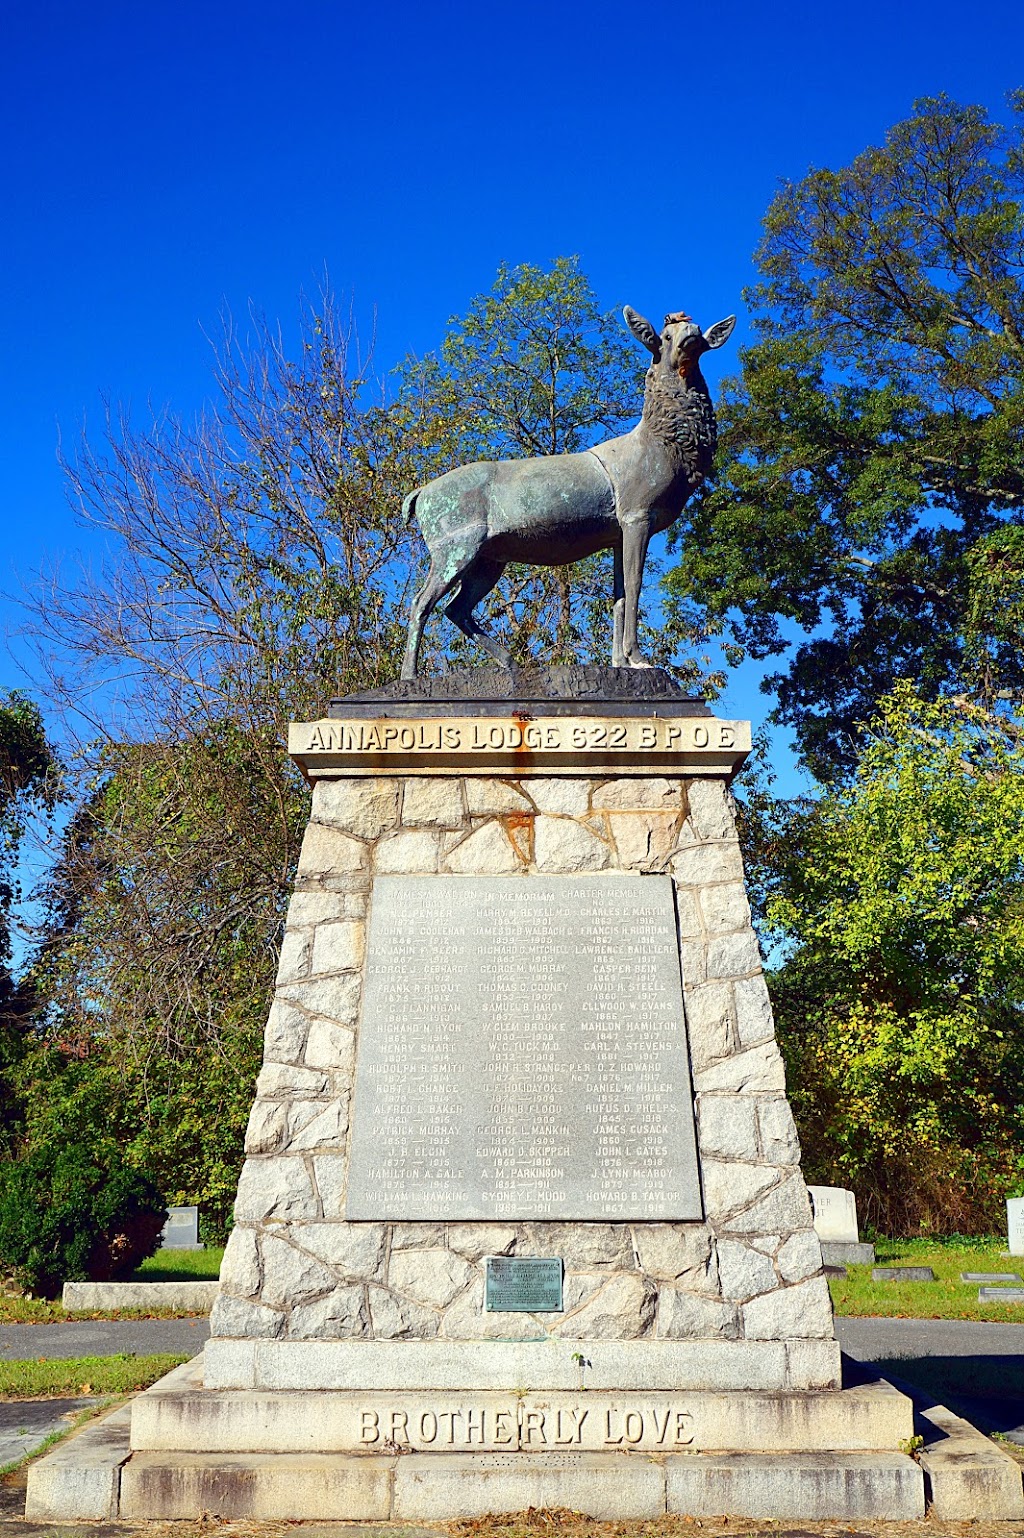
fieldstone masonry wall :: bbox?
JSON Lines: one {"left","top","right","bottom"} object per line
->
{"left": 213, "top": 772, "right": 836, "bottom": 1359}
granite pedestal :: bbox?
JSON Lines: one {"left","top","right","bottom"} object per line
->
{"left": 28, "top": 668, "right": 1023, "bottom": 1521}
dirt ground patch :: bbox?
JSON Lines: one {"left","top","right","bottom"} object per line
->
{"left": 2, "top": 1490, "right": 1024, "bottom": 1538}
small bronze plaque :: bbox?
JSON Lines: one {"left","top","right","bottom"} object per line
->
{"left": 484, "top": 1256, "right": 563, "bottom": 1313}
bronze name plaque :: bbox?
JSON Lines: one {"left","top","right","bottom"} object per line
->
{"left": 345, "top": 875, "right": 702, "bottom": 1222}
{"left": 484, "top": 1257, "right": 563, "bottom": 1312}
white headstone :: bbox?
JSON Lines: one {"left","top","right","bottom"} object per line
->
{"left": 807, "top": 1185, "right": 859, "bottom": 1245}
{"left": 1008, "top": 1197, "right": 1024, "bottom": 1257}
{"left": 159, "top": 1205, "right": 202, "bottom": 1250}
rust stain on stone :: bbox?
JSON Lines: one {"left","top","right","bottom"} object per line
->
{"left": 512, "top": 709, "right": 534, "bottom": 753}
{"left": 503, "top": 810, "right": 534, "bottom": 863}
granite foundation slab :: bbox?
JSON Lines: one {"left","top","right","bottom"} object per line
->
{"left": 819, "top": 1240, "right": 875, "bottom": 1267}
{"left": 131, "top": 1375, "right": 913, "bottom": 1455}
{"left": 916, "top": 1402, "right": 1020, "bottom": 1519}
{"left": 62, "top": 1280, "right": 219, "bottom": 1312}
{"left": 664, "top": 1449, "right": 924, "bottom": 1519}
{"left": 203, "top": 1335, "right": 842, "bottom": 1392}
{"left": 59, "top": 1445, "right": 930, "bottom": 1522}
{"left": 24, "top": 1402, "right": 132, "bottom": 1522}
{"left": 918, "top": 1400, "right": 1024, "bottom": 1518}
{"left": 873, "top": 1265, "right": 936, "bottom": 1283}
{"left": 392, "top": 1451, "right": 667, "bottom": 1521}
{"left": 34, "top": 1358, "right": 1024, "bottom": 1523}
{"left": 118, "top": 1449, "right": 394, "bottom": 1521}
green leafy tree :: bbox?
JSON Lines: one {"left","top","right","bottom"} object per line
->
{"left": 744, "top": 683, "right": 1024, "bottom": 1232}
{"left": 669, "top": 93, "right": 1024, "bottom": 779}
{"left": 26, "top": 728, "right": 287, "bottom": 1229}
{"left": 406, "top": 256, "right": 642, "bottom": 462}
{"left": 0, "top": 692, "right": 57, "bottom": 1153}
{"left": 0, "top": 1144, "right": 165, "bottom": 1298}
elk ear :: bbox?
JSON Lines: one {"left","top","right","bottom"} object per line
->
{"left": 703, "top": 315, "right": 737, "bottom": 350}
{"left": 623, "top": 306, "right": 660, "bottom": 356}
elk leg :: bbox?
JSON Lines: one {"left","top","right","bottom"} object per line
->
{"left": 621, "top": 519, "right": 654, "bottom": 668}
{"left": 444, "top": 557, "right": 510, "bottom": 667}
{"left": 401, "top": 556, "right": 464, "bottom": 679}
{"left": 612, "top": 541, "right": 626, "bottom": 667}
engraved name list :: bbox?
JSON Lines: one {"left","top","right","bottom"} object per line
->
{"left": 345, "top": 875, "right": 702, "bottom": 1222}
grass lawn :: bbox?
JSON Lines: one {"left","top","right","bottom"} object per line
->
{"left": 830, "top": 1234, "right": 1024, "bottom": 1321}
{"left": 0, "top": 1294, "right": 212, "bottom": 1324}
{"left": 0, "top": 1246, "right": 223, "bottom": 1323}
{"left": 132, "top": 1245, "right": 224, "bottom": 1281}
{"left": 0, "top": 1353, "right": 186, "bottom": 1399}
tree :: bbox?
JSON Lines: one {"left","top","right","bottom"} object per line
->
{"left": 0, "top": 692, "right": 57, "bottom": 1153}
{"left": 742, "top": 683, "right": 1024, "bottom": 1233}
{"left": 25, "top": 730, "right": 286, "bottom": 1226}
{"left": 668, "top": 93, "right": 1024, "bottom": 779}
{"left": 18, "top": 292, "right": 415, "bottom": 1228}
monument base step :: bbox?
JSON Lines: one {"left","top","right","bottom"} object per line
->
{"left": 820, "top": 1240, "right": 876, "bottom": 1266}
{"left": 204, "top": 1334, "right": 843, "bottom": 1392}
{"left": 26, "top": 1358, "right": 1024, "bottom": 1523}
{"left": 130, "top": 1356, "right": 915, "bottom": 1455}
{"left": 116, "top": 1447, "right": 924, "bottom": 1521}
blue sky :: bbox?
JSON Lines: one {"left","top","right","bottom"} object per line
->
{"left": 2, "top": 0, "right": 1022, "bottom": 779}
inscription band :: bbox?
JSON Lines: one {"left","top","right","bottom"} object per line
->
{"left": 289, "top": 713, "right": 750, "bottom": 780}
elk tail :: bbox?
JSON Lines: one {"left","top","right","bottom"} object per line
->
{"left": 402, "top": 487, "right": 422, "bottom": 527}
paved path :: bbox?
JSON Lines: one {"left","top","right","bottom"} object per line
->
{"left": 0, "top": 1316, "right": 209, "bottom": 1361}
{"left": 0, "top": 1397, "right": 92, "bottom": 1470}
{"left": 835, "top": 1317, "right": 1024, "bottom": 1444}
{"left": 835, "top": 1315, "right": 1024, "bottom": 1359}
{"left": 2, "top": 1314, "right": 1022, "bottom": 1365}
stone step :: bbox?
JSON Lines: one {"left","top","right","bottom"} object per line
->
{"left": 27, "top": 1359, "right": 1021, "bottom": 1524}
{"left": 919, "top": 1400, "right": 1024, "bottom": 1520}
{"left": 62, "top": 1280, "right": 218, "bottom": 1312}
{"left": 119, "top": 1449, "right": 394, "bottom": 1521}
{"left": 25, "top": 1403, "right": 132, "bottom": 1522}
{"left": 663, "top": 1450, "right": 924, "bottom": 1521}
{"left": 204, "top": 1334, "right": 842, "bottom": 1392}
{"left": 131, "top": 1365, "right": 913, "bottom": 1455}
{"left": 115, "top": 1447, "right": 925, "bottom": 1521}
{"left": 819, "top": 1240, "right": 875, "bottom": 1266}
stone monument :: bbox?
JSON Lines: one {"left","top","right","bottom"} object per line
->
{"left": 35, "top": 664, "right": 996, "bottom": 1523}
{"left": 158, "top": 1206, "right": 203, "bottom": 1252}
{"left": 1009, "top": 1196, "right": 1024, "bottom": 1257}
{"left": 27, "top": 303, "right": 1023, "bottom": 1520}
{"left": 807, "top": 1186, "right": 874, "bottom": 1268}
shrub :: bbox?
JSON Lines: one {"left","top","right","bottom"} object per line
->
{"left": 0, "top": 1144, "right": 166, "bottom": 1298}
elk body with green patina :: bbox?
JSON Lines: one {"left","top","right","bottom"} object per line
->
{"left": 400, "top": 305, "right": 735, "bottom": 679}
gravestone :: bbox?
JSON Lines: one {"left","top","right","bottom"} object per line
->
{"left": 1009, "top": 1198, "right": 1024, "bottom": 1257}
{"left": 34, "top": 667, "right": 977, "bottom": 1521}
{"left": 807, "top": 1186, "right": 874, "bottom": 1268}
{"left": 158, "top": 1206, "right": 203, "bottom": 1251}
{"left": 872, "top": 1267, "right": 935, "bottom": 1283}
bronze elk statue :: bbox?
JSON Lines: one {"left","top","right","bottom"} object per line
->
{"left": 400, "top": 305, "right": 736, "bottom": 679}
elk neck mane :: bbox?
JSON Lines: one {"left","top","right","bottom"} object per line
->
{"left": 641, "top": 364, "right": 717, "bottom": 483}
